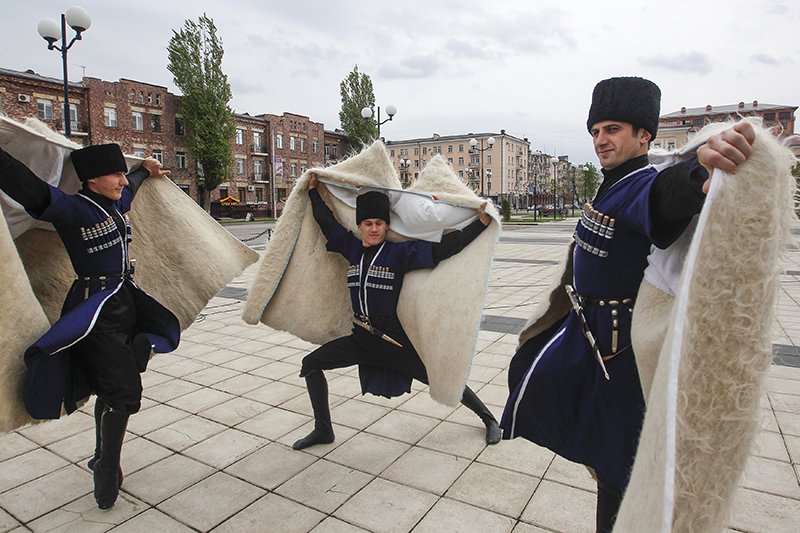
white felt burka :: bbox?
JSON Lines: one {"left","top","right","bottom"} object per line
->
{"left": 614, "top": 120, "right": 798, "bottom": 532}
{"left": 242, "top": 141, "right": 500, "bottom": 406}
{"left": 0, "top": 116, "right": 259, "bottom": 432}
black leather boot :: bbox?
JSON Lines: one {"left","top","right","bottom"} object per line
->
{"left": 596, "top": 477, "right": 623, "bottom": 533}
{"left": 87, "top": 398, "right": 123, "bottom": 488}
{"left": 461, "top": 386, "right": 502, "bottom": 445}
{"left": 94, "top": 407, "right": 129, "bottom": 510}
{"left": 292, "top": 371, "right": 335, "bottom": 450}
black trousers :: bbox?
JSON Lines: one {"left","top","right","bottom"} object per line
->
{"left": 70, "top": 285, "right": 142, "bottom": 414}
{"left": 301, "top": 327, "right": 429, "bottom": 384}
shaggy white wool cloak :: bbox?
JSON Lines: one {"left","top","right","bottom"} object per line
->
{"left": 0, "top": 116, "right": 259, "bottom": 432}
{"left": 242, "top": 141, "right": 500, "bottom": 406}
{"left": 614, "top": 121, "right": 797, "bottom": 532}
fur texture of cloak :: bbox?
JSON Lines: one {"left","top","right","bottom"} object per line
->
{"left": 242, "top": 141, "right": 500, "bottom": 406}
{"left": 514, "top": 119, "right": 797, "bottom": 532}
{"left": 0, "top": 116, "right": 259, "bottom": 432}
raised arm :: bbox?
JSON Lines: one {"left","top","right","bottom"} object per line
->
{"left": 307, "top": 175, "right": 338, "bottom": 238}
{"left": 0, "top": 147, "right": 51, "bottom": 214}
{"left": 127, "top": 157, "right": 171, "bottom": 199}
{"left": 432, "top": 201, "right": 492, "bottom": 265}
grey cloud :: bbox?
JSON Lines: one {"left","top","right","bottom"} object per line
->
{"left": 639, "top": 52, "right": 712, "bottom": 75}
{"left": 444, "top": 39, "right": 496, "bottom": 60}
{"left": 378, "top": 55, "right": 443, "bottom": 79}
{"left": 750, "top": 53, "right": 780, "bottom": 66}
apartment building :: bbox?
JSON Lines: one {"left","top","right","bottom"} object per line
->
{"left": 384, "top": 130, "right": 529, "bottom": 202}
{"left": 657, "top": 100, "right": 797, "bottom": 150}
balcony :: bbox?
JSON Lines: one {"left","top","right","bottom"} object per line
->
{"left": 251, "top": 145, "right": 268, "bottom": 155}
{"left": 252, "top": 174, "right": 269, "bottom": 184}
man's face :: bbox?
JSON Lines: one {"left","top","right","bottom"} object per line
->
{"left": 358, "top": 218, "right": 388, "bottom": 247}
{"left": 86, "top": 172, "right": 128, "bottom": 200}
{"left": 590, "top": 120, "right": 651, "bottom": 170}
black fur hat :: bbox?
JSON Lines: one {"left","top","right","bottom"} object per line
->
{"left": 356, "top": 191, "right": 390, "bottom": 225}
{"left": 586, "top": 77, "right": 661, "bottom": 141}
{"left": 70, "top": 143, "right": 128, "bottom": 182}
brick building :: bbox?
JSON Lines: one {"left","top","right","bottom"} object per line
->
{"left": 0, "top": 67, "right": 355, "bottom": 217}
{"left": 657, "top": 100, "right": 798, "bottom": 151}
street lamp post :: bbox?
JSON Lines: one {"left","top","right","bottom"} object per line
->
{"left": 399, "top": 158, "right": 411, "bottom": 187}
{"left": 551, "top": 156, "right": 559, "bottom": 221}
{"left": 37, "top": 6, "right": 92, "bottom": 138}
{"left": 571, "top": 163, "right": 578, "bottom": 217}
{"left": 579, "top": 165, "right": 587, "bottom": 207}
{"left": 469, "top": 136, "right": 495, "bottom": 198}
{"left": 361, "top": 104, "right": 397, "bottom": 138}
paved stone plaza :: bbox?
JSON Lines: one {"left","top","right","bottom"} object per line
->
{"left": 1, "top": 220, "right": 799, "bottom": 532}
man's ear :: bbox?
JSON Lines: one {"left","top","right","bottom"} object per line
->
{"left": 639, "top": 129, "right": 652, "bottom": 145}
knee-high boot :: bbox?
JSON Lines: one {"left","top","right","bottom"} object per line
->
{"left": 461, "top": 386, "right": 502, "bottom": 444}
{"left": 292, "top": 371, "right": 335, "bottom": 450}
{"left": 88, "top": 398, "right": 123, "bottom": 488}
{"left": 595, "top": 477, "right": 623, "bottom": 533}
{"left": 94, "top": 407, "right": 129, "bottom": 510}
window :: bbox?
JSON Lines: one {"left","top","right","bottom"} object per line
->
{"left": 300, "top": 164, "right": 307, "bottom": 174}
{"left": 390, "top": 149, "right": 395, "bottom": 157}
{"left": 324, "top": 144, "right": 330, "bottom": 158}
{"left": 219, "top": 187, "right": 228, "bottom": 198}
{"left": 458, "top": 157, "right": 464, "bottom": 165}
{"left": 276, "top": 133, "right": 283, "bottom": 149}
{"left": 487, "top": 155, "right": 492, "bottom": 164}
{"left": 290, "top": 136, "right": 296, "bottom": 151}
{"left": 235, "top": 129, "right": 244, "bottom": 145}
{"left": 255, "top": 188, "right": 263, "bottom": 202}
{"left": 152, "top": 149, "right": 163, "bottom": 163}
{"left": 331, "top": 145, "right": 338, "bottom": 157}
{"left": 763, "top": 112, "right": 776, "bottom": 121}
{"left": 290, "top": 163, "right": 297, "bottom": 176}
{"left": 779, "top": 111, "right": 792, "bottom": 120}
{"left": 459, "top": 144, "right": 464, "bottom": 152}
{"left": 300, "top": 138, "right": 306, "bottom": 152}
{"left": 176, "top": 152, "right": 187, "bottom": 169}
{"left": 236, "top": 159, "right": 245, "bottom": 174}
{"left": 132, "top": 147, "right": 146, "bottom": 158}
{"left": 448, "top": 158, "right": 453, "bottom": 164}
{"left": 155, "top": 94, "right": 161, "bottom": 106}
{"left": 151, "top": 114, "right": 161, "bottom": 133}
{"left": 132, "top": 111, "right": 143, "bottom": 131}
{"left": 69, "top": 104, "right": 78, "bottom": 132}
{"left": 174, "top": 117, "right": 185, "bottom": 136}
{"left": 312, "top": 139, "right": 319, "bottom": 153}
{"left": 104, "top": 107, "right": 117, "bottom": 127}
{"left": 147, "top": 92, "right": 153, "bottom": 105}
{"left": 178, "top": 184, "right": 190, "bottom": 196}
{"left": 448, "top": 145, "right": 453, "bottom": 153}
{"left": 667, "top": 141, "right": 676, "bottom": 151}
{"left": 129, "top": 89, "right": 135, "bottom": 103}
{"left": 37, "top": 99, "right": 53, "bottom": 120}
{"left": 422, "top": 147, "right": 428, "bottom": 155}
{"left": 254, "top": 159, "right": 262, "bottom": 178}
{"left": 414, "top": 147, "right": 419, "bottom": 155}
{"left": 139, "top": 91, "right": 145, "bottom": 104}
{"left": 253, "top": 132, "right": 262, "bottom": 150}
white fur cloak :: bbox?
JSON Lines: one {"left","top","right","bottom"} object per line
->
{"left": 0, "top": 116, "right": 259, "bottom": 432}
{"left": 242, "top": 141, "right": 500, "bottom": 406}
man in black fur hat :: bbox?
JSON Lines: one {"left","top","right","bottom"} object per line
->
{"left": 499, "top": 77, "right": 756, "bottom": 532}
{"left": 0, "top": 143, "right": 179, "bottom": 510}
{"left": 292, "top": 175, "right": 502, "bottom": 451}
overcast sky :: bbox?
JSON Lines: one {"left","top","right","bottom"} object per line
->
{"left": 3, "top": 0, "right": 798, "bottom": 165}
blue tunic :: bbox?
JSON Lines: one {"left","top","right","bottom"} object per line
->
{"left": 500, "top": 164, "right": 660, "bottom": 492}
{"left": 23, "top": 185, "right": 180, "bottom": 419}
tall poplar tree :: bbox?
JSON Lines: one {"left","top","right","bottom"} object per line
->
{"left": 339, "top": 65, "right": 377, "bottom": 150}
{"left": 167, "top": 14, "right": 236, "bottom": 209}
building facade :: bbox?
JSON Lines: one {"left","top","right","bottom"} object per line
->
{"left": 385, "top": 130, "right": 530, "bottom": 204}
{"left": 658, "top": 101, "right": 798, "bottom": 150}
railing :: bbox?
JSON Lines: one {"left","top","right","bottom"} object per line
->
{"left": 251, "top": 145, "right": 268, "bottom": 154}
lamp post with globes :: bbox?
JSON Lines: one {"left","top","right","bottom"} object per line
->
{"left": 399, "top": 158, "right": 411, "bottom": 187}
{"left": 37, "top": 6, "right": 91, "bottom": 138}
{"left": 361, "top": 105, "right": 397, "bottom": 138}
{"left": 550, "top": 156, "right": 559, "bottom": 221}
{"left": 469, "top": 136, "right": 495, "bottom": 198}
